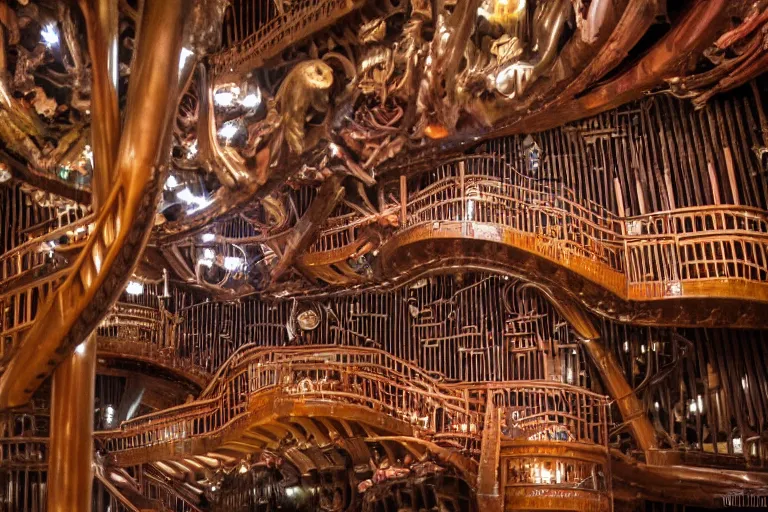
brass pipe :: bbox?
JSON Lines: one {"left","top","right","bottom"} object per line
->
{"left": 496, "top": 0, "right": 729, "bottom": 135}
{"left": 78, "top": 0, "right": 121, "bottom": 210}
{"left": 47, "top": 334, "right": 96, "bottom": 512}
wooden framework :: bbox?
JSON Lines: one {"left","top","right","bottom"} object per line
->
{"left": 1, "top": 0, "right": 768, "bottom": 510}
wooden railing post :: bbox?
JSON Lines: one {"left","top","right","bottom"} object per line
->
{"left": 400, "top": 175, "right": 407, "bottom": 226}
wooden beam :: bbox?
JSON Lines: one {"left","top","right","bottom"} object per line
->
{"left": 477, "top": 392, "right": 503, "bottom": 512}
{"left": 270, "top": 175, "right": 345, "bottom": 282}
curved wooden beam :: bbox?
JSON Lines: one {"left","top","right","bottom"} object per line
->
{"left": 377, "top": 223, "right": 768, "bottom": 328}
{"left": 510, "top": 283, "right": 659, "bottom": 456}
{"left": 0, "top": 0, "right": 186, "bottom": 409}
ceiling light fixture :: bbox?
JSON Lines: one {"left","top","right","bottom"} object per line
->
{"left": 214, "top": 91, "right": 235, "bottom": 107}
{"left": 223, "top": 256, "right": 244, "bottom": 271}
{"left": 177, "top": 187, "right": 212, "bottom": 212}
{"left": 241, "top": 89, "right": 262, "bottom": 108}
{"left": 218, "top": 123, "right": 239, "bottom": 142}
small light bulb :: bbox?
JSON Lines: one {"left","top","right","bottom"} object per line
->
{"left": 105, "top": 405, "right": 115, "bottom": 425}
{"left": 223, "top": 256, "right": 244, "bottom": 271}
{"left": 126, "top": 281, "right": 144, "bottom": 295}
{"left": 83, "top": 145, "right": 93, "bottom": 166}
{"left": 214, "top": 91, "right": 235, "bottom": 107}
{"left": 186, "top": 141, "right": 198, "bottom": 158}
{"left": 203, "top": 248, "right": 215, "bottom": 260}
{"left": 41, "top": 24, "right": 59, "bottom": 47}
{"left": 201, "top": 233, "right": 216, "bottom": 242}
{"left": 165, "top": 175, "right": 179, "bottom": 189}
{"left": 241, "top": 90, "right": 261, "bottom": 108}
{"left": 0, "top": 164, "right": 11, "bottom": 183}
{"left": 75, "top": 342, "right": 87, "bottom": 355}
{"left": 218, "top": 123, "right": 239, "bottom": 141}
{"left": 176, "top": 187, "right": 194, "bottom": 203}
{"left": 176, "top": 188, "right": 212, "bottom": 212}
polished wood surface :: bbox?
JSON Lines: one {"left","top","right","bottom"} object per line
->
{"left": 48, "top": 334, "right": 96, "bottom": 512}
{"left": 0, "top": 0, "right": 186, "bottom": 409}
{"left": 1, "top": 1, "right": 768, "bottom": 510}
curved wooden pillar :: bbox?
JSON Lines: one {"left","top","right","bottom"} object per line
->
{"left": 78, "top": 0, "right": 120, "bottom": 211}
{"left": 48, "top": 334, "right": 97, "bottom": 512}
{"left": 0, "top": 0, "right": 185, "bottom": 409}
{"left": 522, "top": 283, "right": 659, "bottom": 455}
{"left": 48, "top": 1, "right": 120, "bottom": 509}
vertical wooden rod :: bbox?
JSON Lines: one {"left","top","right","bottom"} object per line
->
{"left": 723, "top": 147, "right": 740, "bottom": 205}
{"left": 400, "top": 175, "right": 407, "bottom": 225}
{"left": 707, "top": 162, "right": 722, "bottom": 205}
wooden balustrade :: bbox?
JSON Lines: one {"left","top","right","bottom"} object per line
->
{"left": 383, "top": 166, "right": 768, "bottom": 304}
{"left": 141, "top": 468, "right": 202, "bottom": 511}
{"left": 0, "top": 215, "right": 92, "bottom": 285}
{"left": 211, "top": 0, "right": 363, "bottom": 80}
{"left": 0, "top": 437, "right": 48, "bottom": 468}
{"left": 95, "top": 346, "right": 608, "bottom": 465}
{"left": 1, "top": 273, "right": 65, "bottom": 365}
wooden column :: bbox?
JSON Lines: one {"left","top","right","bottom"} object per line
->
{"left": 523, "top": 283, "right": 659, "bottom": 456}
{"left": 48, "top": 334, "right": 97, "bottom": 512}
{"left": 48, "top": 1, "right": 119, "bottom": 509}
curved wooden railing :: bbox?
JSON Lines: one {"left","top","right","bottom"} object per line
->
{"left": 211, "top": 0, "right": 364, "bottom": 80}
{"left": 96, "top": 346, "right": 608, "bottom": 463}
{"left": 96, "top": 303, "right": 212, "bottom": 387}
{"left": 0, "top": 214, "right": 93, "bottom": 286}
{"left": 0, "top": 215, "right": 92, "bottom": 364}
{"left": 0, "top": 0, "right": 186, "bottom": 409}
{"left": 0, "top": 436, "right": 48, "bottom": 469}
{"left": 1, "top": 294, "right": 211, "bottom": 387}
{"left": 382, "top": 171, "right": 768, "bottom": 304}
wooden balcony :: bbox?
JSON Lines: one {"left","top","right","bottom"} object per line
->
{"left": 372, "top": 169, "right": 768, "bottom": 327}
{"left": 94, "top": 346, "right": 607, "bottom": 474}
